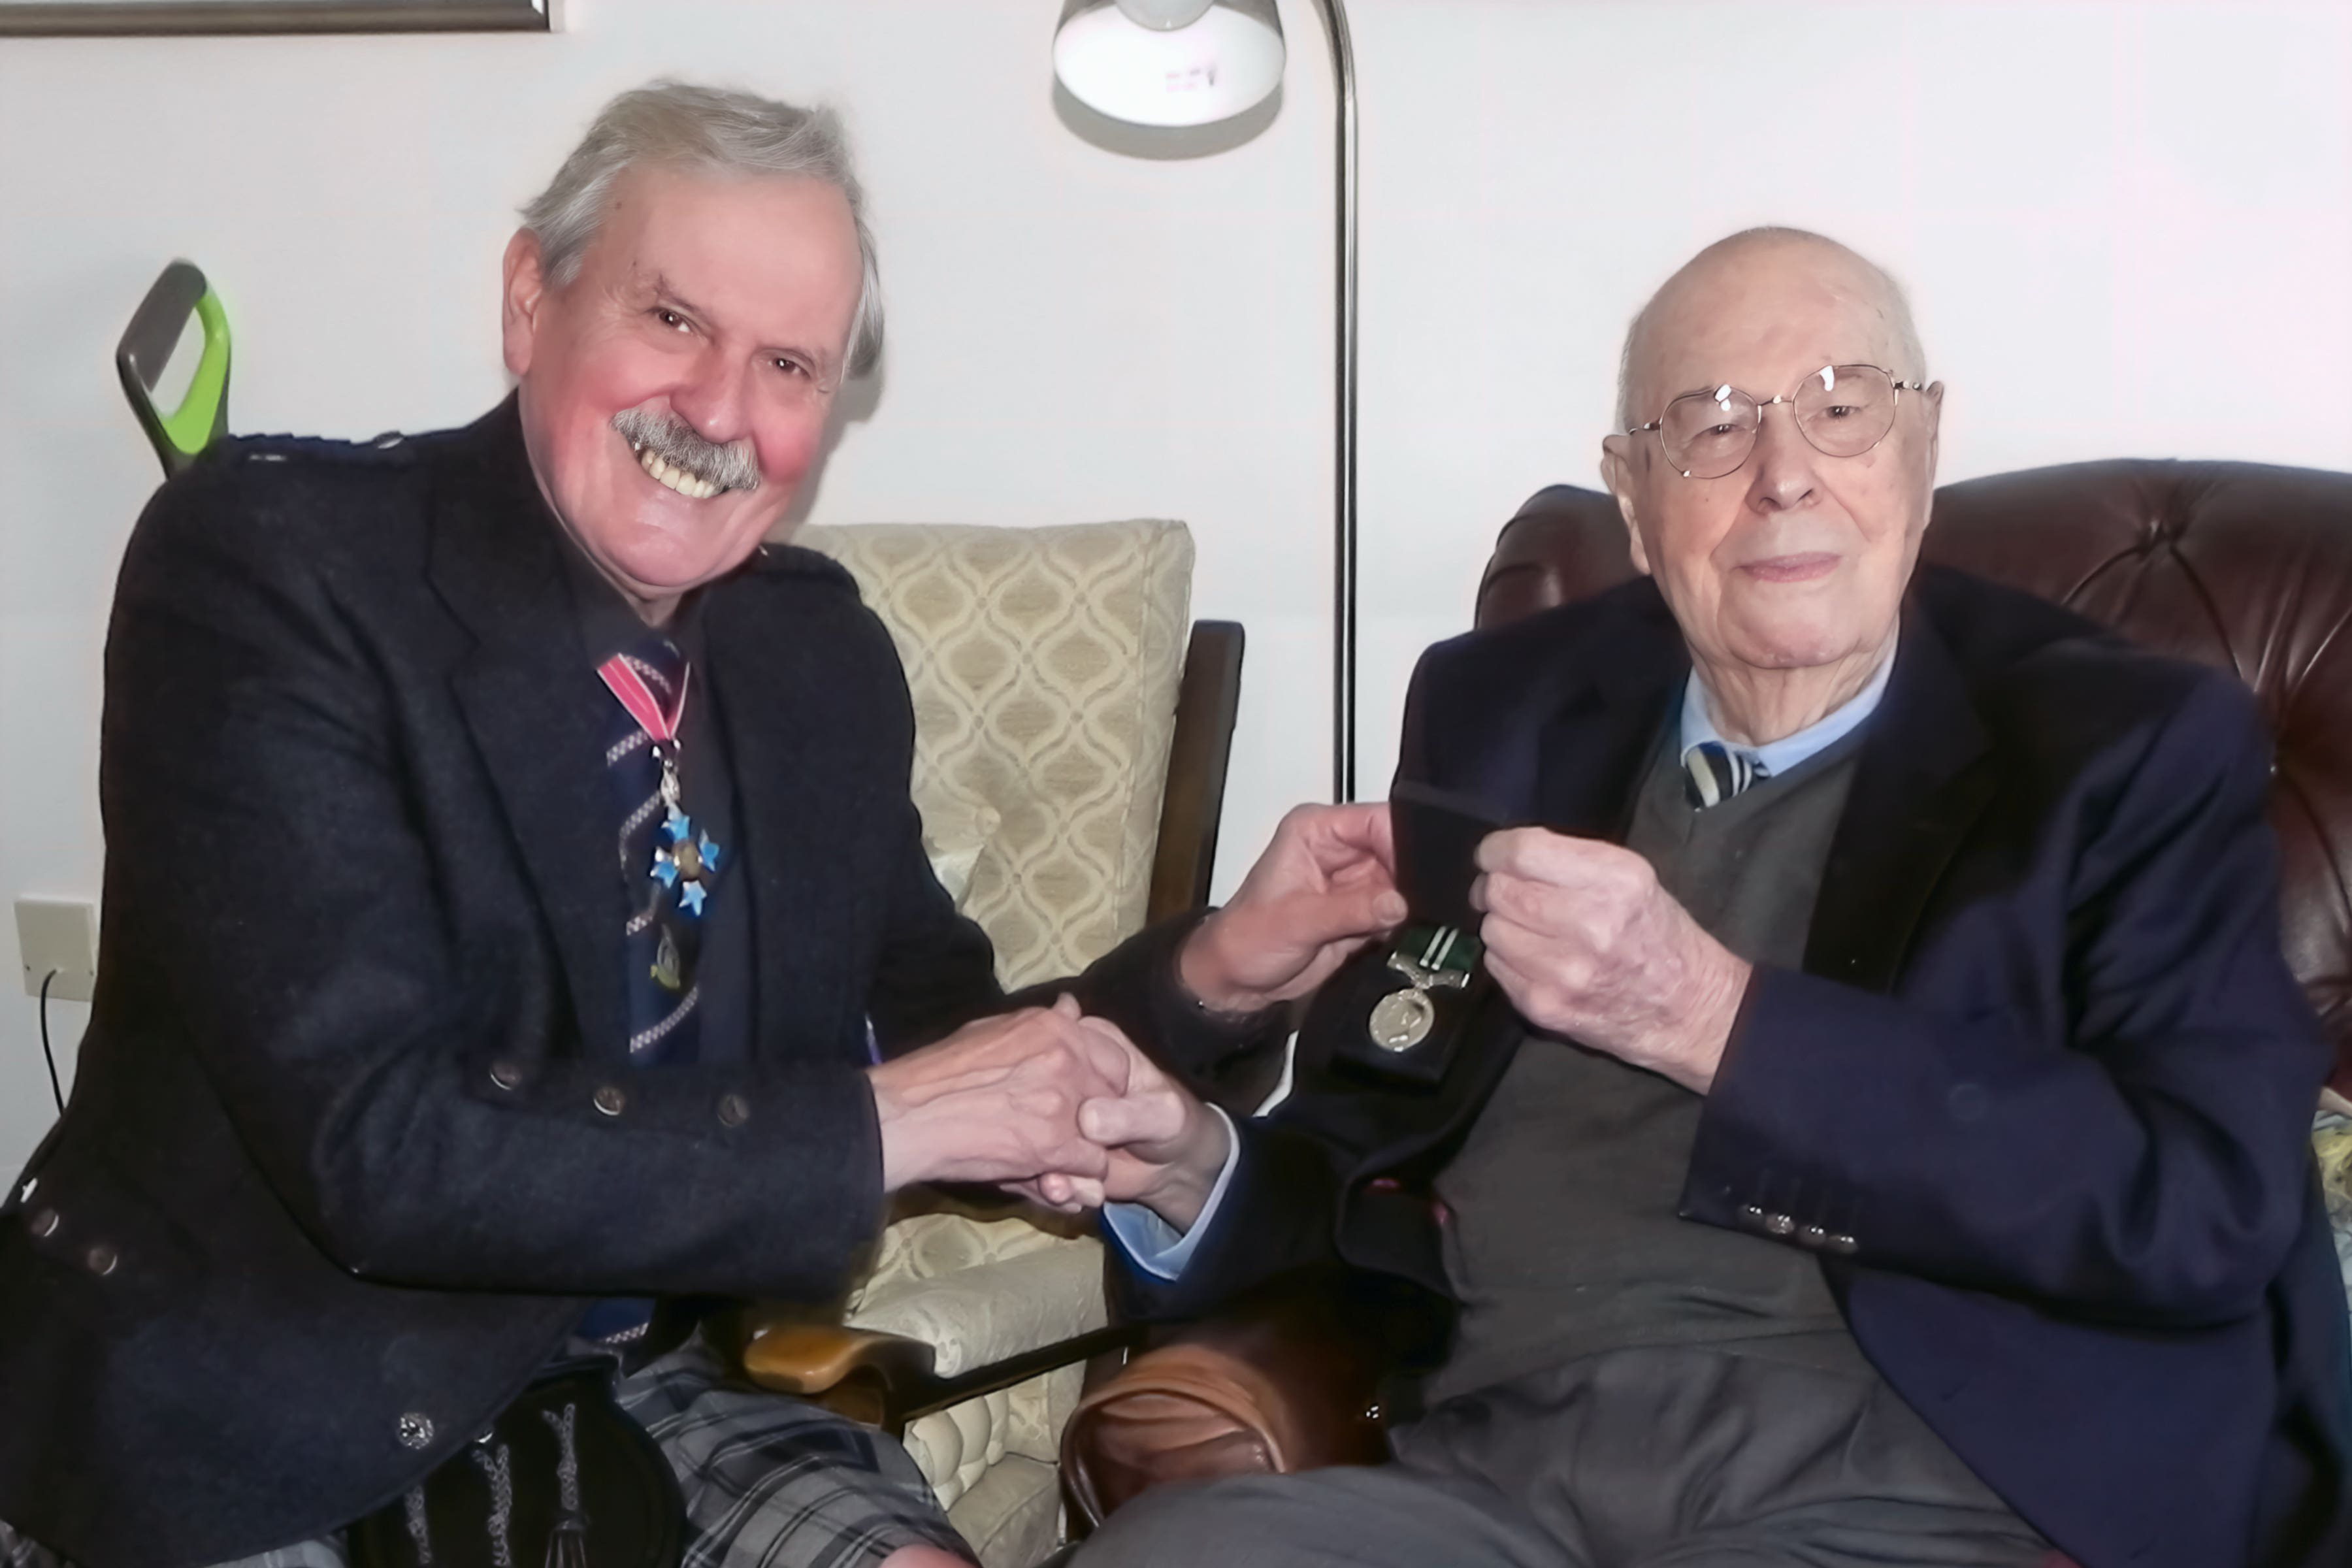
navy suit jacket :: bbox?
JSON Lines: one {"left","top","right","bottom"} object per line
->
{"left": 0, "top": 402, "right": 1235, "bottom": 1568}
{"left": 1124, "top": 568, "right": 2352, "bottom": 1568}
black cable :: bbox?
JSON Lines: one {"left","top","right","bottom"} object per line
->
{"left": 37, "top": 969, "right": 64, "bottom": 1117}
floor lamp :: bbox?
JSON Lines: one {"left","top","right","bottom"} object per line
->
{"left": 1053, "top": 0, "right": 1362, "bottom": 804}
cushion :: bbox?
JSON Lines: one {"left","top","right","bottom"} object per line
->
{"left": 845, "top": 1215, "right": 1109, "bottom": 1380}
{"left": 923, "top": 803, "right": 1000, "bottom": 906}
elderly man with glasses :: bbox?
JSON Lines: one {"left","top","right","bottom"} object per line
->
{"left": 1066, "top": 227, "right": 2352, "bottom": 1568}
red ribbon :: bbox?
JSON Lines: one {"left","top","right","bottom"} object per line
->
{"left": 596, "top": 654, "right": 690, "bottom": 745}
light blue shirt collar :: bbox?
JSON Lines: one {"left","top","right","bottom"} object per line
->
{"left": 1679, "top": 649, "right": 1895, "bottom": 778}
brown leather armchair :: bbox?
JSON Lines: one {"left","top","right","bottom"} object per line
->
{"left": 1062, "top": 459, "right": 2352, "bottom": 1533}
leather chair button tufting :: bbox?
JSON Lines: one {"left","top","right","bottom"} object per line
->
{"left": 717, "top": 1092, "right": 750, "bottom": 1128}
{"left": 593, "top": 1085, "right": 628, "bottom": 1117}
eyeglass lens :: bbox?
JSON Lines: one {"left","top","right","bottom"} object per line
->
{"left": 1658, "top": 365, "right": 1901, "bottom": 479}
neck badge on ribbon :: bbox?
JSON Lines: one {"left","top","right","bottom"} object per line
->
{"left": 597, "top": 653, "right": 724, "bottom": 917}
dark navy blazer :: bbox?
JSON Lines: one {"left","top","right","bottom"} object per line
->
{"left": 1126, "top": 569, "right": 2352, "bottom": 1568}
{"left": 0, "top": 402, "right": 1232, "bottom": 1568}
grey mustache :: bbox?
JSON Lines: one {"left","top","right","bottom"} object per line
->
{"left": 611, "top": 407, "right": 762, "bottom": 494}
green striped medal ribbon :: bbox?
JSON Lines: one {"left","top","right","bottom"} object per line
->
{"left": 1368, "top": 923, "right": 1482, "bottom": 1053}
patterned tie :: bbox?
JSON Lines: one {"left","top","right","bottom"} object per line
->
{"left": 602, "top": 635, "right": 702, "bottom": 1066}
{"left": 1682, "top": 740, "right": 1770, "bottom": 809}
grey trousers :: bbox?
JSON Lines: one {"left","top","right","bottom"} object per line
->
{"left": 1078, "top": 1345, "right": 2052, "bottom": 1568}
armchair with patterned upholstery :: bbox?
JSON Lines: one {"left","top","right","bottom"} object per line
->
{"left": 728, "top": 519, "right": 1242, "bottom": 1567}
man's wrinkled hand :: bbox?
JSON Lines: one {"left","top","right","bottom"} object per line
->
{"left": 866, "top": 995, "right": 1134, "bottom": 1192}
{"left": 1472, "top": 827, "right": 1750, "bottom": 1092}
{"left": 1007, "top": 1024, "right": 1231, "bottom": 1230}
{"left": 1179, "top": 802, "right": 1408, "bottom": 1014}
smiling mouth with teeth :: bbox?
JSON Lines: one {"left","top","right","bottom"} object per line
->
{"left": 629, "top": 440, "right": 728, "bottom": 501}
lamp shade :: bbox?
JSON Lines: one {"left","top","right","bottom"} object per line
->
{"left": 1052, "top": 0, "right": 1286, "bottom": 128}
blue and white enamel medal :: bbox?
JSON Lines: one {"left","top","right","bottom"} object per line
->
{"left": 597, "top": 654, "right": 723, "bottom": 919}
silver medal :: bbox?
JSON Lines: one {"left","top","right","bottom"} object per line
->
{"left": 1368, "top": 987, "right": 1437, "bottom": 1053}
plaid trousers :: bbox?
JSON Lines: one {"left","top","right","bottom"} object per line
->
{"left": 0, "top": 1334, "right": 972, "bottom": 1568}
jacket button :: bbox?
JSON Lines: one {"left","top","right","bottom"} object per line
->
{"left": 1740, "top": 1204, "right": 1766, "bottom": 1224}
{"left": 397, "top": 1413, "right": 435, "bottom": 1450}
{"left": 1826, "top": 1233, "right": 1859, "bottom": 1254}
{"left": 1799, "top": 1225, "right": 1829, "bottom": 1248}
{"left": 717, "top": 1092, "right": 750, "bottom": 1128}
{"left": 593, "top": 1085, "right": 628, "bottom": 1117}
{"left": 488, "top": 1060, "right": 525, "bottom": 1092}
{"left": 84, "top": 1243, "right": 118, "bottom": 1277}
{"left": 1764, "top": 1213, "right": 1796, "bottom": 1237}
{"left": 26, "top": 1207, "right": 57, "bottom": 1238}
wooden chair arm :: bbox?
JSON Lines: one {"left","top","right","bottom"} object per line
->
{"left": 1148, "top": 620, "right": 1245, "bottom": 924}
{"left": 736, "top": 1317, "right": 1140, "bottom": 1437}
{"left": 740, "top": 1323, "right": 936, "bottom": 1397}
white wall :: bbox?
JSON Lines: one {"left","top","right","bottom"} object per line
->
{"left": 3, "top": 0, "right": 2347, "bottom": 1176}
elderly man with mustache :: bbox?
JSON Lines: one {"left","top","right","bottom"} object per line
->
{"left": 0, "top": 82, "right": 1399, "bottom": 1568}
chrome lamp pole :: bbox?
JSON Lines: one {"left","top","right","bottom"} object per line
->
{"left": 1053, "top": 0, "right": 1362, "bottom": 803}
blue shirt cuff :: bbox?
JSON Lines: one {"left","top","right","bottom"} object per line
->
{"left": 1102, "top": 1104, "right": 1241, "bottom": 1281}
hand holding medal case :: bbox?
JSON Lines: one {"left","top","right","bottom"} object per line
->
{"left": 1324, "top": 782, "right": 1509, "bottom": 1085}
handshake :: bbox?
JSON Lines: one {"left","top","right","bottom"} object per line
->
{"left": 864, "top": 801, "right": 1411, "bottom": 1233}
{"left": 868, "top": 994, "right": 1230, "bottom": 1232}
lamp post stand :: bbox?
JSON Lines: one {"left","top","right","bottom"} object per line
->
{"left": 1311, "top": 0, "right": 1360, "bottom": 804}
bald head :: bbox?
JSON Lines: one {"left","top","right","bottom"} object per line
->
{"left": 1595, "top": 225, "right": 1944, "bottom": 745}
{"left": 1615, "top": 228, "right": 1925, "bottom": 431}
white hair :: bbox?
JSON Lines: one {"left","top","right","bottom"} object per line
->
{"left": 522, "top": 79, "right": 884, "bottom": 377}
{"left": 1614, "top": 226, "right": 1925, "bottom": 430}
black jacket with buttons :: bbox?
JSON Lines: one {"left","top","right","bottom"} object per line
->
{"left": 1119, "top": 571, "right": 2352, "bottom": 1568}
{"left": 0, "top": 400, "right": 1227, "bottom": 1567}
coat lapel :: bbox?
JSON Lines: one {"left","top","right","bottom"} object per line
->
{"left": 1532, "top": 584, "right": 1688, "bottom": 842}
{"left": 699, "top": 566, "right": 856, "bottom": 1048}
{"left": 431, "top": 402, "right": 632, "bottom": 1062}
{"left": 1423, "top": 587, "right": 1682, "bottom": 1131}
{"left": 1803, "top": 607, "right": 1997, "bottom": 994}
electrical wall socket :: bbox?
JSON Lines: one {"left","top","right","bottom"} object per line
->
{"left": 16, "top": 898, "right": 98, "bottom": 1003}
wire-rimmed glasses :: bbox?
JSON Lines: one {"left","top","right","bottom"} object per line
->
{"left": 1626, "top": 364, "right": 1925, "bottom": 480}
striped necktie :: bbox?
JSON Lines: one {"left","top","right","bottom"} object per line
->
{"left": 1682, "top": 740, "right": 1769, "bottom": 809}
{"left": 602, "top": 635, "right": 702, "bottom": 1066}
